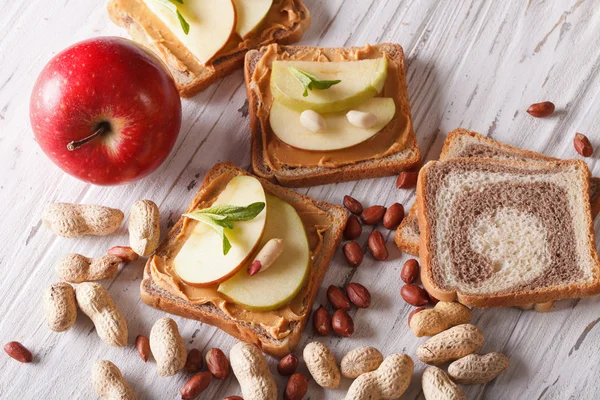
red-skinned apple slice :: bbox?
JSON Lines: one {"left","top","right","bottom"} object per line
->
{"left": 173, "top": 176, "right": 267, "bottom": 287}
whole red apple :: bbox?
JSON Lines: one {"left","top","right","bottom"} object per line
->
{"left": 30, "top": 37, "right": 182, "bottom": 185}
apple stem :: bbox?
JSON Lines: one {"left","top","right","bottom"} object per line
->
{"left": 67, "top": 122, "right": 109, "bottom": 151}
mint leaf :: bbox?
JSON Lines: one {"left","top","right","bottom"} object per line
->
{"left": 202, "top": 202, "right": 266, "bottom": 221}
{"left": 183, "top": 202, "right": 265, "bottom": 255}
{"left": 288, "top": 66, "right": 341, "bottom": 97}
{"left": 153, "top": 0, "right": 190, "bottom": 35}
{"left": 184, "top": 213, "right": 232, "bottom": 255}
{"left": 177, "top": 10, "right": 190, "bottom": 34}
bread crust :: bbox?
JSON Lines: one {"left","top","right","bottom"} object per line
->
{"left": 244, "top": 43, "right": 421, "bottom": 187}
{"left": 107, "top": 0, "right": 310, "bottom": 98}
{"left": 396, "top": 128, "right": 600, "bottom": 256}
{"left": 417, "top": 158, "right": 600, "bottom": 308}
{"left": 140, "top": 163, "right": 346, "bottom": 357}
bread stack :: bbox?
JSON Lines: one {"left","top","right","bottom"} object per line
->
{"left": 398, "top": 129, "right": 600, "bottom": 308}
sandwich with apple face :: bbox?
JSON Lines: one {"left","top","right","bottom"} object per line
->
{"left": 244, "top": 43, "right": 421, "bottom": 187}
{"left": 108, "top": 0, "right": 310, "bottom": 97}
{"left": 141, "top": 163, "right": 346, "bottom": 357}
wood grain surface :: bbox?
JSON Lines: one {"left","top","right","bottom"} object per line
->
{"left": 1, "top": 0, "right": 600, "bottom": 399}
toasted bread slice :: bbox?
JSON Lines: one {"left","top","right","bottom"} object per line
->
{"left": 417, "top": 158, "right": 600, "bottom": 307}
{"left": 140, "top": 163, "right": 346, "bottom": 357}
{"left": 395, "top": 128, "right": 600, "bottom": 255}
{"left": 108, "top": 0, "right": 310, "bottom": 97}
{"left": 244, "top": 43, "right": 420, "bottom": 187}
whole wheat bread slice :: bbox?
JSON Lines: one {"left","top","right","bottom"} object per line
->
{"left": 417, "top": 158, "right": 600, "bottom": 307}
{"left": 108, "top": 0, "right": 310, "bottom": 97}
{"left": 244, "top": 43, "right": 421, "bottom": 187}
{"left": 395, "top": 128, "right": 600, "bottom": 255}
{"left": 140, "top": 163, "right": 346, "bottom": 357}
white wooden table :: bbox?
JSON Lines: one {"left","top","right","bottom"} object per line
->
{"left": 2, "top": 1, "right": 600, "bottom": 399}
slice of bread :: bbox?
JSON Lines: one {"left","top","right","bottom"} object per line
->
{"left": 417, "top": 158, "right": 600, "bottom": 307}
{"left": 140, "top": 163, "right": 346, "bottom": 357}
{"left": 108, "top": 0, "right": 310, "bottom": 97}
{"left": 395, "top": 128, "right": 600, "bottom": 255}
{"left": 244, "top": 43, "right": 421, "bottom": 187}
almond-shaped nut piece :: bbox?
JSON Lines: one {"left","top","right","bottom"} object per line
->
{"left": 401, "top": 284, "right": 429, "bottom": 306}
{"left": 181, "top": 371, "right": 212, "bottom": 400}
{"left": 300, "top": 109, "right": 327, "bottom": 132}
{"left": 55, "top": 253, "right": 122, "bottom": 283}
{"left": 368, "top": 230, "right": 388, "bottom": 261}
{"left": 343, "top": 215, "right": 362, "bottom": 240}
{"left": 42, "top": 203, "right": 124, "bottom": 238}
{"left": 401, "top": 259, "right": 419, "bottom": 284}
{"left": 185, "top": 348, "right": 203, "bottom": 372}
{"left": 448, "top": 352, "right": 509, "bottom": 384}
{"left": 343, "top": 195, "right": 363, "bottom": 215}
{"left": 410, "top": 302, "right": 472, "bottom": 337}
{"left": 417, "top": 324, "right": 484, "bottom": 365}
{"left": 43, "top": 282, "right": 77, "bottom": 332}
{"left": 383, "top": 203, "right": 404, "bottom": 229}
{"left": 396, "top": 171, "right": 418, "bottom": 189}
{"left": 136, "top": 335, "right": 150, "bottom": 363}
{"left": 343, "top": 241, "right": 363, "bottom": 267}
{"left": 76, "top": 282, "right": 128, "bottom": 347}
{"left": 230, "top": 342, "right": 277, "bottom": 400}
{"left": 361, "top": 205, "right": 386, "bottom": 225}
{"left": 206, "top": 348, "right": 230, "bottom": 380}
{"left": 345, "top": 353, "right": 414, "bottom": 400}
{"left": 526, "top": 101, "right": 555, "bottom": 118}
{"left": 4, "top": 341, "right": 33, "bottom": 363}
{"left": 129, "top": 200, "right": 160, "bottom": 256}
{"left": 149, "top": 317, "right": 186, "bottom": 376}
{"left": 332, "top": 309, "right": 354, "bottom": 337}
{"left": 346, "top": 110, "right": 378, "bottom": 128}
{"left": 303, "top": 341, "right": 340, "bottom": 389}
{"left": 422, "top": 366, "right": 466, "bottom": 400}
{"left": 327, "top": 285, "right": 351, "bottom": 310}
{"left": 284, "top": 372, "right": 308, "bottom": 400}
{"left": 341, "top": 346, "right": 383, "bottom": 379}
{"left": 574, "top": 133, "right": 593, "bottom": 157}
{"left": 278, "top": 353, "right": 299, "bottom": 376}
{"left": 346, "top": 282, "right": 371, "bottom": 308}
{"left": 248, "top": 238, "right": 285, "bottom": 276}
{"left": 92, "top": 360, "right": 136, "bottom": 400}
{"left": 313, "top": 305, "right": 331, "bottom": 336}
{"left": 107, "top": 246, "right": 139, "bottom": 263}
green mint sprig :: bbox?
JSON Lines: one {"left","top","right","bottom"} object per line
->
{"left": 154, "top": 0, "right": 190, "bottom": 35}
{"left": 288, "top": 66, "right": 341, "bottom": 97}
{"left": 183, "top": 202, "right": 266, "bottom": 255}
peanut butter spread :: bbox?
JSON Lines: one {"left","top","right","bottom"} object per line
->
{"left": 113, "top": 0, "right": 303, "bottom": 76}
{"left": 149, "top": 171, "right": 331, "bottom": 339}
{"left": 250, "top": 44, "right": 413, "bottom": 169}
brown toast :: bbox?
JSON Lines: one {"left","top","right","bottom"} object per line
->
{"left": 244, "top": 43, "right": 421, "bottom": 187}
{"left": 140, "top": 163, "right": 346, "bottom": 357}
{"left": 108, "top": 0, "right": 310, "bottom": 97}
{"left": 395, "top": 128, "right": 600, "bottom": 256}
{"left": 417, "top": 158, "right": 600, "bottom": 307}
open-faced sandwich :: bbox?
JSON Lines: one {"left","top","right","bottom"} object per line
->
{"left": 108, "top": 0, "right": 311, "bottom": 97}
{"left": 141, "top": 163, "right": 346, "bottom": 357}
{"left": 245, "top": 43, "right": 421, "bottom": 187}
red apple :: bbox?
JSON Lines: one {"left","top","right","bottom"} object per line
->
{"left": 30, "top": 37, "right": 182, "bottom": 185}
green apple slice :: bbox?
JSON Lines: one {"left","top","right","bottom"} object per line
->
{"left": 218, "top": 194, "right": 310, "bottom": 311}
{"left": 144, "top": 0, "right": 236, "bottom": 64}
{"left": 232, "top": 0, "right": 273, "bottom": 38}
{"left": 173, "top": 175, "right": 267, "bottom": 287}
{"left": 271, "top": 58, "right": 388, "bottom": 113}
{"left": 270, "top": 97, "right": 396, "bottom": 151}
